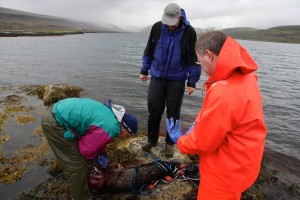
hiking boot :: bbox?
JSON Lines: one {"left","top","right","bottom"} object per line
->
{"left": 165, "top": 144, "right": 174, "bottom": 157}
{"left": 141, "top": 142, "right": 157, "bottom": 151}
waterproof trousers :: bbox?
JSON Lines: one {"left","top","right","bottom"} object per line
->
{"left": 41, "top": 107, "right": 90, "bottom": 200}
{"left": 198, "top": 178, "right": 241, "bottom": 200}
{"left": 147, "top": 77, "right": 185, "bottom": 145}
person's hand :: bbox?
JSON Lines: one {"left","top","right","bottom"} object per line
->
{"left": 140, "top": 74, "right": 148, "bottom": 82}
{"left": 95, "top": 154, "right": 109, "bottom": 169}
{"left": 166, "top": 118, "right": 183, "bottom": 144}
{"left": 186, "top": 87, "right": 195, "bottom": 95}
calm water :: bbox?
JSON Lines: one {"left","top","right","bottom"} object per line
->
{"left": 0, "top": 33, "right": 299, "bottom": 197}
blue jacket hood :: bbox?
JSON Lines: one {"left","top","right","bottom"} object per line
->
{"left": 181, "top": 9, "right": 190, "bottom": 26}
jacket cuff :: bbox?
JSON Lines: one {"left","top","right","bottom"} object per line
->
{"left": 187, "top": 82, "right": 196, "bottom": 88}
{"left": 140, "top": 70, "right": 148, "bottom": 75}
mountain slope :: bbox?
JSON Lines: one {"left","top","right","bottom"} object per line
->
{"left": 0, "top": 7, "right": 125, "bottom": 36}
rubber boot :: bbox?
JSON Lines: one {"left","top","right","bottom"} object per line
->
{"left": 141, "top": 142, "right": 157, "bottom": 151}
{"left": 165, "top": 144, "right": 174, "bottom": 157}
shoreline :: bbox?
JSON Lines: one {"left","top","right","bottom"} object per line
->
{"left": 0, "top": 85, "right": 299, "bottom": 199}
{"left": 0, "top": 30, "right": 127, "bottom": 37}
{"left": 1, "top": 30, "right": 299, "bottom": 44}
{"left": 0, "top": 31, "right": 92, "bottom": 37}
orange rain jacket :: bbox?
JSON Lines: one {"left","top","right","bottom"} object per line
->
{"left": 177, "top": 37, "right": 267, "bottom": 193}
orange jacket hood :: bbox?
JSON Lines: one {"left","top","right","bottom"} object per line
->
{"left": 211, "top": 36, "right": 258, "bottom": 82}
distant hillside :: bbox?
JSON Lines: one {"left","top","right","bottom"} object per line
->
{"left": 139, "top": 24, "right": 300, "bottom": 44}
{"left": 2, "top": 6, "right": 299, "bottom": 43}
{"left": 139, "top": 25, "right": 152, "bottom": 33}
{"left": 221, "top": 26, "right": 300, "bottom": 44}
{"left": 0, "top": 7, "right": 126, "bottom": 36}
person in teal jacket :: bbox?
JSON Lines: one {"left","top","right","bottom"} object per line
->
{"left": 41, "top": 98, "right": 138, "bottom": 200}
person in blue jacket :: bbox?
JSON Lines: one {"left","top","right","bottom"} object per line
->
{"left": 140, "top": 3, "right": 201, "bottom": 157}
{"left": 41, "top": 98, "right": 138, "bottom": 200}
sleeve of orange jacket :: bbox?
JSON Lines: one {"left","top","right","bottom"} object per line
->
{"left": 177, "top": 87, "right": 234, "bottom": 154}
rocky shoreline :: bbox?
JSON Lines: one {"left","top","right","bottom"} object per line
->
{"left": 0, "top": 84, "right": 299, "bottom": 200}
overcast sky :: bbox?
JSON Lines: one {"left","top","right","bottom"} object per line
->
{"left": 0, "top": 0, "right": 299, "bottom": 30}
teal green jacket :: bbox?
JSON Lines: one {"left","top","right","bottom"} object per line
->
{"left": 52, "top": 98, "right": 120, "bottom": 144}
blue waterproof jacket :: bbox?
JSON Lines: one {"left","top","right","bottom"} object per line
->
{"left": 141, "top": 9, "right": 201, "bottom": 87}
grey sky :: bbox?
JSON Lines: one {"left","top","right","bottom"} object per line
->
{"left": 0, "top": 0, "right": 299, "bottom": 29}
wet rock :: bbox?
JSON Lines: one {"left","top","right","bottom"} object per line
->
{"left": 39, "top": 84, "right": 84, "bottom": 106}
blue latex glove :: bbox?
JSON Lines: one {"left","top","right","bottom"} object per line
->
{"left": 166, "top": 118, "right": 183, "bottom": 144}
{"left": 95, "top": 154, "right": 109, "bottom": 169}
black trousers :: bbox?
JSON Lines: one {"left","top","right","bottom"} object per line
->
{"left": 147, "top": 77, "right": 185, "bottom": 145}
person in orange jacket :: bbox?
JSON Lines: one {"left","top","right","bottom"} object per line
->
{"left": 166, "top": 31, "right": 267, "bottom": 199}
